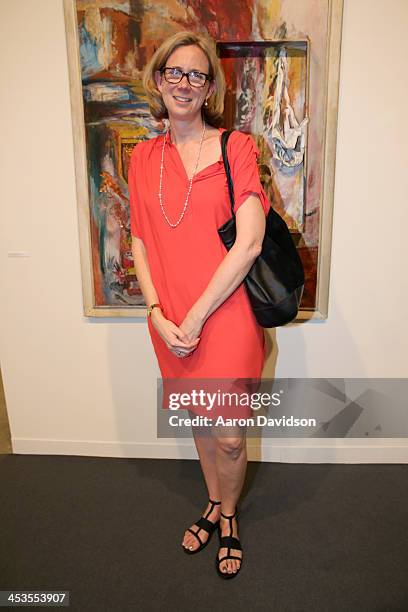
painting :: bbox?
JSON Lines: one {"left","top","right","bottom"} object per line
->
{"left": 63, "top": 0, "right": 343, "bottom": 318}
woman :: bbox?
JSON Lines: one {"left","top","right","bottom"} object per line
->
{"left": 128, "top": 31, "right": 270, "bottom": 579}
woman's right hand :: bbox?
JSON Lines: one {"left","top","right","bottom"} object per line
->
{"left": 150, "top": 309, "right": 200, "bottom": 358}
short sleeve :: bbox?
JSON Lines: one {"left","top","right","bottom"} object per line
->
{"left": 128, "top": 147, "right": 143, "bottom": 239}
{"left": 228, "top": 132, "right": 270, "bottom": 216}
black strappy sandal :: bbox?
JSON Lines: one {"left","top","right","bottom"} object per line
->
{"left": 182, "top": 499, "right": 221, "bottom": 555}
{"left": 216, "top": 509, "right": 243, "bottom": 579}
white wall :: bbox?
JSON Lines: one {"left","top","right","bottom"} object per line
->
{"left": 1, "top": 0, "right": 407, "bottom": 462}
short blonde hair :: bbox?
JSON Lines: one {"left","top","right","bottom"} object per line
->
{"left": 142, "top": 31, "right": 226, "bottom": 127}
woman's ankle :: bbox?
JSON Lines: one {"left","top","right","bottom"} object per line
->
{"left": 220, "top": 506, "right": 237, "bottom": 518}
{"left": 220, "top": 512, "right": 239, "bottom": 534}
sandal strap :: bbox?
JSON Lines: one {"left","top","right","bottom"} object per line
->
{"left": 205, "top": 499, "right": 221, "bottom": 520}
{"left": 219, "top": 535, "right": 242, "bottom": 550}
{"left": 194, "top": 516, "right": 219, "bottom": 534}
{"left": 218, "top": 554, "right": 242, "bottom": 564}
{"left": 220, "top": 508, "right": 237, "bottom": 519}
{"left": 187, "top": 528, "right": 203, "bottom": 546}
{"left": 220, "top": 508, "right": 238, "bottom": 537}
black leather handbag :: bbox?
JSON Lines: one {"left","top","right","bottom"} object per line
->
{"left": 218, "top": 130, "right": 305, "bottom": 328}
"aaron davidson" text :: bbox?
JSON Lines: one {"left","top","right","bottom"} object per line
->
{"left": 168, "top": 415, "right": 317, "bottom": 428}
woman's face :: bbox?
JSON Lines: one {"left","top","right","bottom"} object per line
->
{"left": 155, "top": 44, "right": 215, "bottom": 122}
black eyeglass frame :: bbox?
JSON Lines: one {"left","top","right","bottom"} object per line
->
{"left": 160, "top": 66, "right": 213, "bottom": 88}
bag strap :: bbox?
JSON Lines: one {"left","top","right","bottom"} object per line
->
{"left": 221, "top": 129, "right": 236, "bottom": 216}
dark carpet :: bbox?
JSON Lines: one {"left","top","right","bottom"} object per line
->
{"left": 0, "top": 455, "right": 407, "bottom": 612}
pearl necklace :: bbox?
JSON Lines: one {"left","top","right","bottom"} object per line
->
{"left": 158, "top": 121, "right": 206, "bottom": 228}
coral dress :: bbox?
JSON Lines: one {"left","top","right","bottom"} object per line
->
{"left": 128, "top": 128, "right": 270, "bottom": 414}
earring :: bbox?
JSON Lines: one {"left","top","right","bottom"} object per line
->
{"left": 204, "top": 98, "right": 209, "bottom": 107}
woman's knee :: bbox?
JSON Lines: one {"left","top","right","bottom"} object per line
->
{"left": 215, "top": 435, "right": 246, "bottom": 457}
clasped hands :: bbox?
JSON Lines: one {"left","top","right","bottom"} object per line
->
{"left": 150, "top": 308, "right": 204, "bottom": 358}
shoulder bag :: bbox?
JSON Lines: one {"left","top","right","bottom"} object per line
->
{"left": 218, "top": 130, "right": 305, "bottom": 328}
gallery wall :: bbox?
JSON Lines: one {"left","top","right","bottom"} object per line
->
{"left": 1, "top": 0, "right": 407, "bottom": 462}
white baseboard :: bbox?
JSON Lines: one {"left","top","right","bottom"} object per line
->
{"left": 10, "top": 438, "right": 408, "bottom": 463}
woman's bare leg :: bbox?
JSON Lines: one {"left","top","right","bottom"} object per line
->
{"left": 181, "top": 426, "right": 221, "bottom": 551}
{"left": 213, "top": 426, "right": 247, "bottom": 575}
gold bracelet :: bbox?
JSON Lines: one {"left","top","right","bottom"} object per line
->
{"left": 147, "top": 303, "right": 163, "bottom": 317}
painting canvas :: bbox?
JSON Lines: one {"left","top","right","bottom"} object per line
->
{"left": 64, "top": 0, "right": 343, "bottom": 318}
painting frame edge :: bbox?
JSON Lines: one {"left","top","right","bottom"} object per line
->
{"left": 312, "top": 0, "right": 344, "bottom": 322}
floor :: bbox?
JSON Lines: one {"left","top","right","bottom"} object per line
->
{"left": 1, "top": 454, "right": 407, "bottom": 611}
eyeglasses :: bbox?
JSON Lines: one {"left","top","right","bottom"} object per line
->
{"left": 160, "top": 67, "right": 212, "bottom": 88}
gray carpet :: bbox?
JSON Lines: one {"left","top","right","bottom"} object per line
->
{"left": 0, "top": 455, "right": 407, "bottom": 612}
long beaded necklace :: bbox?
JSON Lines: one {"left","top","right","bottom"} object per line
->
{"left": 158, "top": 121, "right": 206, "bottom": 228}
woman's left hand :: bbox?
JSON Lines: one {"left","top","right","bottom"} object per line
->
{"left": 179, "top": 310, "right": 205, "bottom": 345}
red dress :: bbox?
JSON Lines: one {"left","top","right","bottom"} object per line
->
{"left": 128, "top": 128, "right": 270, "bottom": 415}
